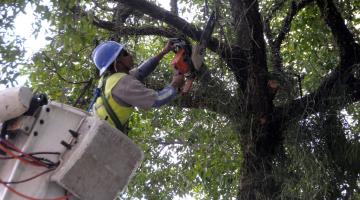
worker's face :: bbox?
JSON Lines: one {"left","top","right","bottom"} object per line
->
{"left": 114, "top": 49, "right": 134, "bottom": 72}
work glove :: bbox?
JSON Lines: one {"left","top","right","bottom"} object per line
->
{"left": 161, "top": 40, "right": 176, "bottom": 55}
{"left": 170, "top": 73, "right": 185, "bottom": 89}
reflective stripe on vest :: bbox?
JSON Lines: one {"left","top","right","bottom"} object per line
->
{"left": 94, "top": 73, "right": 134, "bottom": 127}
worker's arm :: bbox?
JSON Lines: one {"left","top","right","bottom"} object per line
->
{"left": 129, "top": 57, "right": 160, "bottom": 81}
{"left": 151, "top": 86, "right": 177, "bottom": 107}
{"left": 130, "top": 41, "right": 174, "bottom": 81}
{"left": 152, "top": 73, "right": 184, "bottom": 107}
{"left": 111, "top": 74, "right": 183, "bottom": 109}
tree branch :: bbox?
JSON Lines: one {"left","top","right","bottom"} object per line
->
{"left": 274, "top": 0, "right": 314, "bottom": 49}
{"left": 265, "top": 0, "right": 314, "bottom": 73}
{"left": 92, "top": 16, "right": 178, "bottom": 37}
{"left": 239, "top": 0, "right": 272, "bottom": 116}
{"left": 113, "top": 2, "right": 135, "bottom": 24}
{"left": 276, "top": 0, "right": 360, "bottom": 127}
{"left": 243, "top": 0, "right": 267, "bottom": 66}
{"left": 263, "top": 18, "right": 275, "bottom": 47}
{"left": 316, "top": 0, "right": 360, "bottom": 68}
{"left": 264, "top": 0, "right": 286, "bottom": 24}
{"left": 116, "top": 0, "right": 198, "bottom": 38}
{"left": 173, "top": 66, "right": 240, "bottom": 118}
{"left": 170, "top": 0, "right": 178, "bottom": 16}
{"left": 155, "top": 138, "right": 185, "bottom": 146}
{"left": 93, "top": 0, "right": 115, "bottom": 11}
{"left": 72, "top": 78, "right": 93, "bottom": 107}
{"left": 92, "top": 15, "right": 115, "bottom": 30}
{"left": 275, "top": 63, "right": 360, "bottom": 125}
{"left": 115, "top": 26, "right": 177, "bottom": 37}
{"left": 42, "top": 53, "right": 92, "bottom": 85}
{"left": 116, "top": 0, "right": 230, "bottom": 56}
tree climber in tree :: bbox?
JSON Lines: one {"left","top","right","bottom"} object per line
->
{"left": 89, "top": 41, "right": 184, "bottom": 132}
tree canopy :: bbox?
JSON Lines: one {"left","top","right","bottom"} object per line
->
{"left": 1, "top": 0, "right": 359, "bottom": 199}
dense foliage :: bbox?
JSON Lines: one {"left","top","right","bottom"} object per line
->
{"left": 1, "top": 0, "right": 359, "bottom": 199}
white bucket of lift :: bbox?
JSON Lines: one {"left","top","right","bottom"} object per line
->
{"left": 0, "top": 87, "right": 33, "bottom": 123}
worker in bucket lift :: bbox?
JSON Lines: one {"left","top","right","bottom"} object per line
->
{"left": 89, "top": 40, "right": 184, "bottom": 132}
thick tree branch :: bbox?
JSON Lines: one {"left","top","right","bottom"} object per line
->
{"left": 113, "top": 2, "right": 135, "bottom": 24}
{"left": 92, "top": 15, "right": 115, "bottom": 30}
{"left": 274, "top": 0, "right": 314, "bottom": 49}
{"left": 92, "top": 16, "right": 178, "bottom": 37}
{"left": 243, "top": 0, "right": 267, "bottom": 67}
{"left": 229, "top": 0, "right": 251, "bottom": 49}
{"left": 72, "top": 5, "right": 149, "bottom": 37}
{"left": 275, "top": 63, "right": 360, "bottom": 125}
{"left": 264, "top": 0, "right": 314, "bottom": 73}
{"left": 116, "top": 0, "right": 231, "bottom": 57}
{"left": 263, "top": 19, "right": 275, "bottom": 46}
{"left": 276, "top": 0, "right": 360, "bottom": 123}
{"left": 241, "top": 0, "right": 271, "bottom": 116}
{"left": 228, "top": 0, "right": 252, "bottom": 90}
{"left": 170, "top": 0, "right": 178, "bottom": 16}
{"left": 114, "top": 26, "right": 177, "bottom": 37}
{"left": 116, "top": 0, "right": 199, "bottom": 39}
{"left": 316, "top": 0, "right": 360, "bottom": 68}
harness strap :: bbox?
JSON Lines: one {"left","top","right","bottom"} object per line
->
{"left": 100, "top": 75, "right": 125, "bottom": 132}
{"left": 87, "top": 88, "right": 101, "bottom": 112}
{"left": 101, "top": 89, "right": 125, "bottom": 132}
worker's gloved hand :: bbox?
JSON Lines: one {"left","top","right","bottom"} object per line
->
{"left": 161, "top": 40, "right": 176, "bottom": 55}
{"left": 170, "top": 73, "right": 185, "bottom": 89}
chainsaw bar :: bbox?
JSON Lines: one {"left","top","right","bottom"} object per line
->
{"left": 192, "top": 11, "right": 216, "bottom": 70}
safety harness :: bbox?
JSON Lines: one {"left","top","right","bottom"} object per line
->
{"left": 88, "top": 75, "right": 125, "bottom": 132}
{"left": 100, "top": 85, "right": 125, "bottom": 132}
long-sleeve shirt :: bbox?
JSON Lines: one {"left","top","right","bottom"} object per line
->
{"left": 111, "top": 56, "right": 177, "bottom": 109}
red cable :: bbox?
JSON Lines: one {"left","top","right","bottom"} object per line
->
{"left": 0, "top": 141, "right": 69, "bottom": 199}
{"left": 0, "top": 141, "right": 48, "bottom": 167}
{"left": 1, "top": 168, "right": 55, "bottom": 184}
{"left": 0, "top": 152, "right": 60, "bottom": 160}
{"left": 0, "top": 144, "right": 46, "bottom": 167}
{"left": 0, "top": 144, "right": 42, "bottom": 167}
{"left": 0, "top": 179, "right": 71, "bottom": 200}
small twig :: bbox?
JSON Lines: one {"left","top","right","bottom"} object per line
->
{"left": 93, "top": 0, "right": 115, "bottom": 11}
{"left": 42, "top": 53, "right": 92, "bottom": 85}
{"left": 264, "top": 0, "right": 286, "bottom": 23}
{"left": 72, "top": 78, "right": 93, "bottom": 107}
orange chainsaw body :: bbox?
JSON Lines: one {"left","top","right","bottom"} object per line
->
{"left": 169, "top": 12, "right": 216, "bottom": 94}
{"left": 171, "top": 48, "right": 191, "bottom": 75}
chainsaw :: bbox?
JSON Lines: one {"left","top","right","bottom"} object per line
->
{"left": 171, "top": 11, "right": 216, "bottom": 93}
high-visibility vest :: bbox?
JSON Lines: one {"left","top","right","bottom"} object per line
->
{"left": 94, "top": 73, "right": 134, "bottom": 127}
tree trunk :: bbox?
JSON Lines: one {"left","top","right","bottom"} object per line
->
{"left": 237, "top": 118, "right": 282, "bottom": 199}
{"left": 232, "top": 0, "right": 283, "bottom": 199}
